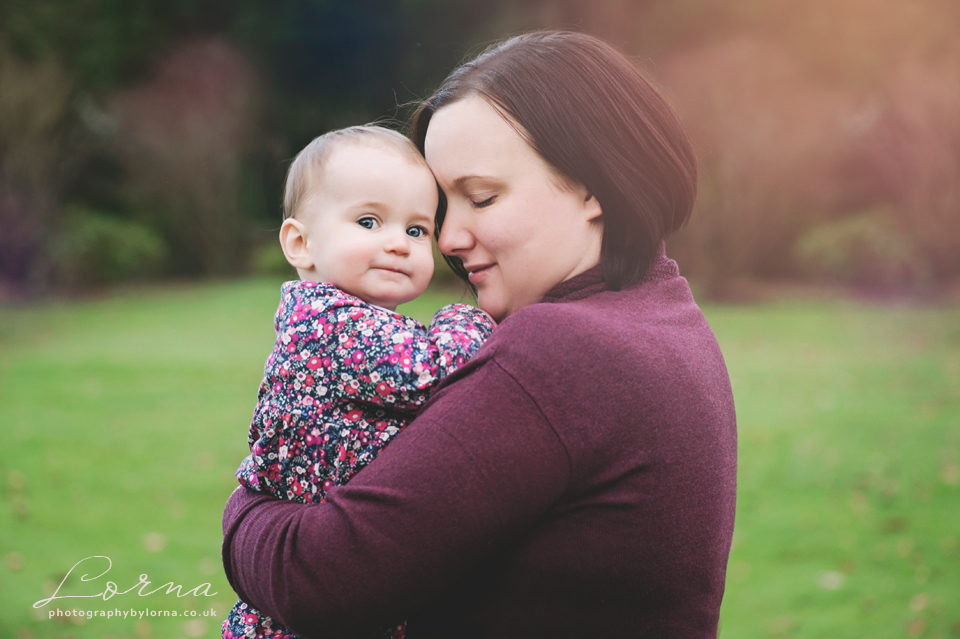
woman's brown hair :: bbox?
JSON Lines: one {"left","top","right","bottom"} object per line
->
{"left": 411, "top": 30, "right": 697, "bottom": 291}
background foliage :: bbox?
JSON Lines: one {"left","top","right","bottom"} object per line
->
{"left": 1, "top": 0, "right": 959, "bottom": 294}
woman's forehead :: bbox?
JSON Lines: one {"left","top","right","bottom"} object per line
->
{"left": 424, "top": 97, "right": 532, "bottom": 180}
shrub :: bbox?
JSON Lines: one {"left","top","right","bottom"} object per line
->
{"left": 793, "top": 210, "right": 930, "bottom": 288}
{"left": 47, "top": 207, "right": 166, "bottom": 286}
{"left": 251, "top": 242, "right": 296, "bottom": 279}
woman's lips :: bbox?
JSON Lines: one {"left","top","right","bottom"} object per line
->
{"left": 466, "top": 264, "right": 494, "bottom": 284}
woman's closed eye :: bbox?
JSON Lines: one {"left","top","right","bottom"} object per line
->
{"left": 471, "top": 195, "right": 496, "bottom": 209}
{"left": 357, "top": 216, "right": 380, "bottom": 229}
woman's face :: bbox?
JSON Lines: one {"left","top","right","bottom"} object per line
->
{"left": 424, "top": 96, "right": 603, "bottom": 321}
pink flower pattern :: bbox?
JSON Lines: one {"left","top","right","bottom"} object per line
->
{"left": 223, "top": 280, "right": 494, "bottom": 639}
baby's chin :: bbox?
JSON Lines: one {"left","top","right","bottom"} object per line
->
{"left": 350, "top": 284, "right": 432, "bottom": 312}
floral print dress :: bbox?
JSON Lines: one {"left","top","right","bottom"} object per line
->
{"left": 222, "top": 280, "right": 494, "bottom": 639}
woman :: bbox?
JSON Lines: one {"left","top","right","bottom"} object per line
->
{"left": 222, "top": 31, "right": 736, "bottom": 639}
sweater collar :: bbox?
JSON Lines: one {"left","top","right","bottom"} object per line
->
{"left": 540, "top": 242, "right": 675, "bottom": 304}
{"left": 540, "top": 265, "right": 606, "bottom": 304}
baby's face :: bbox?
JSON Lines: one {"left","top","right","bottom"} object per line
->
{"left": 298, "top": 143, "right": 438, "bottom": 310}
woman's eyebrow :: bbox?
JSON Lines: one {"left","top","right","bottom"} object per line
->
{"left": 453, "top": 175, "right": 501, "bottom": 188}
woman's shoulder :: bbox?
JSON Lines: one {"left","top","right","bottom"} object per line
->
{"left": 495, "top": 300, "right": 598, "bottom": 341}
{"left": 482, "top": 277, "right": 710, "bottom": 376}
{"left": 490, "top": 283, "right": 664, "bottom": 344}
{"left": 479, "top": 298, "right": 617, "bottom": 373}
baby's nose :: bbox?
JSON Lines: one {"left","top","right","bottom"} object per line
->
{"left": 384, "top": 232, "right": 411, "bottom": 254}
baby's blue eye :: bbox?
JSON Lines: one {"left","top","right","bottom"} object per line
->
{"left": 358, "top": 217, "right": 379, "bottom": 229}
{"left": 407, "top": 226, "right": 427, "bottom": 238}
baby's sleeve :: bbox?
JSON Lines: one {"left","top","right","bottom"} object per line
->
{"left": 330, "top": 302, "right": 494, "bottom": 413}
{"left": 427, "top": 303, "right": 496, "bottom": 376}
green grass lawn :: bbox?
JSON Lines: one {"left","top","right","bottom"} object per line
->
{"left": 0, "top": 278, "right": 958, "bottom": 639}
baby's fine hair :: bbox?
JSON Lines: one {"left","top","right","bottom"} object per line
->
{"left": 283, "top": 125, "right": 427, "bottom": 220}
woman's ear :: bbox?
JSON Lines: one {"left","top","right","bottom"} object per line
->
{"left": 583, "top": 192, "right": 603, "bottom": 222}
{"left": 279, "top": 218, "right": 314, "bottom": 271}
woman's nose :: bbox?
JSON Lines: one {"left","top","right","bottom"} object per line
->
{"left": 437, "top": 206, "right": 473, "bottom": 255}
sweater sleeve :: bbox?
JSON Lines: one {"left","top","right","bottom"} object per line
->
{"left": 221, "top": 355, "right": 569, "bottom": 639}
{"left": 327, "top": 302, "right": 494, "bottom": 413}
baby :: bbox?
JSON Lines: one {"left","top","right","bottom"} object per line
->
{"left": 222, "top": 126, "right": 495, "bottom": 639}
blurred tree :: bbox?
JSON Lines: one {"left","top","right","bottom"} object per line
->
{"left": 109, "top": 38, "right": 259, "bottom": 276}
{"left": 1, "top": 0, "right": 958, "bottom": 292}
{"left": 0, "top": 48, "right": 76, "bottom": 287}
{"left": 652, "top": 0, "right": 960, "bottom": 293}
{"left": 0, "top": 0, "right": 511, "bottom": 288}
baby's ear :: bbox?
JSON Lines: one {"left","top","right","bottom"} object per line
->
{"left": 279, "top": 218, "right": 314, "bottom": 271}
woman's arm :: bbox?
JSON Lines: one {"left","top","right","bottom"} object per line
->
{"left": 222, "top": 356, "right": 569, "bottom": 639}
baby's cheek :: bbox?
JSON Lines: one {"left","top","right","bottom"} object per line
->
{"left": 416, "top": 242, "right": 434, "bottom": 267}
{"left": 339, "top": 243, "right": 376, "bottom": 273}
{"left": 413, "top": 249, "right": 435, "bottom": 287}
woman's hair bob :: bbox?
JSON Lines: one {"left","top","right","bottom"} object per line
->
{"left": 411, "top": 30, "right": 698, "bottom": 291}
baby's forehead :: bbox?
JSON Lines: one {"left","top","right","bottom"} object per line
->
{"left": 330, "top": 137, "right": 429, "bottom": 170}
{"left": 307, "top": 139, "right": 430, "bottom": 189}
{"left": 300, "top": 140, "right": 438, "bottom": 214}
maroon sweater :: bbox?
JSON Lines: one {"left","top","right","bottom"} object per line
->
{"left": 222, "top": 254, "right": 737, "bottom": 639}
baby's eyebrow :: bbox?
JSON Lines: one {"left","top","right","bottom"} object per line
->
{"left": 407, "top": 212, "right": 436, "bottom": 226}
{"left": 347, "top": 200, "right": 389, "bottom": 211}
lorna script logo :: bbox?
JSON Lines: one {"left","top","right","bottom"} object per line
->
{"left": 33, "top": 556, "right": 218, "bottom": 609}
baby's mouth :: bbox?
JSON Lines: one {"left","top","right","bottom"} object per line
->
{"left": 374, "top": 266, "right": 407, "bottom": 275}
